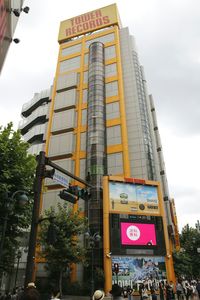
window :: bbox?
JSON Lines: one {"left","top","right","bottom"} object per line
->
{"left": 106, "top": 102, "right": 120, "bottom": 120}
{"left": 60, "top": 56, "right": 81, "bottom": 73}
{"left": 61, "top": 44, "right": 81, "bottom": 56}
{"left": 107, "top": 152, "right": 123, "bottom": 174}
{"left": 82, "top": 89, "right": 88, "bottom": 103}
{"left": 105, "top": 63, "right": 117, "bottom": 77}
{"left": 107, "top": 125, "right": 121, "bottom": 145}
{"left": 85, "top": 33, "right": 115, "bottom": 48}
{"left": 106, "top": 81, "right": 118, "bottom": 97}
{"left": 83, "top": 71, "right": 88, "bottom": 84}
{"left": 82, "top": 109, "right": 87, "bottom": 125}
{"left": 105, "top": 46, "right": 116, "bottom": 60}
{"left": 84, "top": 54, "right": 88, "bottom": 65}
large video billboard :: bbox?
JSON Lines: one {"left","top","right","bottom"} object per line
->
{"left": 121, "top": 222, "right": 157, "bottom": 246}
{"left": 112, "top": 256, "right": 166, "bottom": 285}
{"left": 109, "top": 181, "right": 160, "bottom": 215}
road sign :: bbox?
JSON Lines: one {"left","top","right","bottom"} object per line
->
{"left": 53, "top": 171, "right": 69, "bottom": 187}
{"left": 197, "top": 248, "right": 200, "bottom": 253}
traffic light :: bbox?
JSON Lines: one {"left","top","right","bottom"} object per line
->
{"left": 79, "top": 188, "right": 91, "bottom": 201}
{"left": 59, "top": 186, "right": 79, "bottom": 204}
{"left": 44, "top": 168, "right": 55, "bottom": 179}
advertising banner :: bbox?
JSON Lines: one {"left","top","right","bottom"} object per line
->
{"left": 121, "top": 222, "right": 157, "bottom": 246}
{"left": 109, "top": 181, "right": 160, "bottom": 214}
{"left": 58, "top": 4, "right": 119, "bottom": 41}
{"left": 112, "top": 256, "right": 166, "bottom": 288}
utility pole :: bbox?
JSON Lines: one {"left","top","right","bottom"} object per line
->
{"left": 24, "top": 151, "right": 94, "bottom": 287}
{"left": 24, "top": 151, "right": 46, "bottom": 287}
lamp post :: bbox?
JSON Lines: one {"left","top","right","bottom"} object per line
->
{"left": 14, "top": 250, "right": 22, "bottom": 290}
{"left": 85, "top": 232, "right": 101, "bottom": 298}
{"left": 0, "top": 191, "right": 28, "bottom": 262}
{"left": 0, "top": 191, "right": 28, "bottom": 287}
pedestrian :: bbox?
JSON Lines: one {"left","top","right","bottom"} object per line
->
{"left": 196, "top": 281, "right": 200, "bottom": 299}
{"left": 4, "top": 292, "right": 11, "bottom": 300}
{"left": 141, "top": 285, "right": 149, "bottom": 300}
{"left": 159, "top": 281, "right": 165, "bottom": 300}
{"left": 151, "top": 290, "right": 157, "bottom": 300}
{"left": 16, "top": 287, "right": 24, "bottom": 300}
{"left": 110, "top": 284, "right": 123, "bottom": 300}
{"left": 20, "top": 282, "right": 40, "bottom": 300}
{"left": 185, "top": 282, "right": 192, "bottom": 300}
{"left": 51, "top": 291, "right": 60, "bottom": 300}
{"left": 176, "top": 281, "right": 184, "bottom": 300}
{"left": 166, "top": 282, "right": 175, "bottom": 300}
{"left": 127, "top": 285, "right": 134, "bottom": 300}
{"left": 122, "top": 286, "right": 128, "bottom": 298}
{"left": 93, "top": 290, "right": 105, "bottom": 300}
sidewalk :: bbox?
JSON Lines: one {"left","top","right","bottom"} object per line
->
{"left": 62, "top": 297, "right": 112, "bottom": 300}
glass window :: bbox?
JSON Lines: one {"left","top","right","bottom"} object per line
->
{"left": 106, "top": 81, "right": 118, "bottom": 97}
{"left": 85, "top": 33, "right": 115, "bottom": 48}
{"left": 105, "top": 63, "right": 117, "bottom": 77}
{"left": 80, "top": 132, "right": 86, "bottom": 151}
{"left": 105, "top": 46, "right": 116, "bottom": 60}
{"left": 60, "top": 56, "right": 81, "bottom": 73}
{"left": 106, "top": 102, "right": 120, "bottom": 120}
{"left": 82, "top": 89, "right": 88, "bottom": 103}
{"left": 84, "top": 54, "right": 88, "bottom": 65}
{"left": 107, "top": 152, "right": 123, "bottom": 174}
{"left": 61, "top": 44, "right": 81, "bottom": 56}
{"left": 106, "top": 125, "right": 121, "bottom": 145}
{"left": 82, "top": 109, "right": 87, "bottom": 125}
{"left": 83, "top": 71, "right": 88, "bottom": 84}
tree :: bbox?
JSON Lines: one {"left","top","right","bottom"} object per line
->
{"left": 0, "top": 123, "right": 36, "bottom": 273}
{"left": 173, "top": 224, "right": 200, "bottom": 279}
{"left": 38, "top": 203, "right": 87, "bottom": 297}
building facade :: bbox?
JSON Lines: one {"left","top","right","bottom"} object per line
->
{"left": 0, "top": 0, "right": 26, "bottom": 73}
{"left": 20, "top": 4, "right": 178, "bottom": 290}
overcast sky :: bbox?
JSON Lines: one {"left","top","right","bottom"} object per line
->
{"left": 0, "top": 0, "right": 200, "bottom": 231}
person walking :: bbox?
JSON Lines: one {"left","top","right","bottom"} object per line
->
{"left": 196, "top": 281, "right": 200, "bottom": 299}
{"left": 176, "top": 281, "right": 184, "bottom": 300}
{"left": 93, "top": 290, "right": 105, "bottom": 300}
{"left": 20, "top": 282, "right": 40, "bottom": 300}
{"left": 110, "top": 284, "right": 123, "bottom": 300}
{"left": 51, "top": 291, "right": 60, "bottom": 300}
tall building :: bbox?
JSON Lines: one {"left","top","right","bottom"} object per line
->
{"left": 20, "top": 4, "right": 179, "bottom": 291}
{"left": 0, "top": 0, "right": 26, "bottom": 73}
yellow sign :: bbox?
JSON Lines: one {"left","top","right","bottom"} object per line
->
{"left": 58, "top": 4, "right": 119, "bottom": 42}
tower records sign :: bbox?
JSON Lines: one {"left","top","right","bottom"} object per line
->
{"left": 58, "top": 4, "right": 119, "bottom": 42}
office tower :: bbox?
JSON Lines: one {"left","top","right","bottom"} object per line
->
{"left": 0, "top": 0, "right": 26, "bottom": 73}
{"left": 20, "top": 4, "right": 178, "bottom": 287}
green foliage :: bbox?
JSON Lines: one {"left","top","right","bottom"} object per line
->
{"left": 38, "top": 203, "right": 87, "bottom": 295}
{"left": 0, "top": 123, "right": 36, "bottom": 273}
{"left": 173, "top": 224, "right": 200, "bottom": 279}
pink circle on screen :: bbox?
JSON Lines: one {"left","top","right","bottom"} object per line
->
{"left": 126, "top": 225, "right": 140, "bottom": 241}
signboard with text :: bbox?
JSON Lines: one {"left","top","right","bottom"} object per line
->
{"left": 109, "top": 181, "right": 160, "bottom": 215}
{"left": 58, "top": 4, "right": 119, "bottom": 41}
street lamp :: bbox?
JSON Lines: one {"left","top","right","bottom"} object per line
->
{"left": 0, "top": 191, "right": 28, "bottom": 262}
{"left": 14, "top": 250, "right": 22, "bottom": 290}
{"left": 85, "top": 232, "right": 101, "bottom": 298}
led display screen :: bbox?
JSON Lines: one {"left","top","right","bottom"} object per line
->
{"left": 121, "top": 222, "right": 157, "bottom": 246}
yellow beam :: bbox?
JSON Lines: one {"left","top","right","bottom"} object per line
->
{"left": 103, "top": 176, "right": 112, "bottom": 294}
